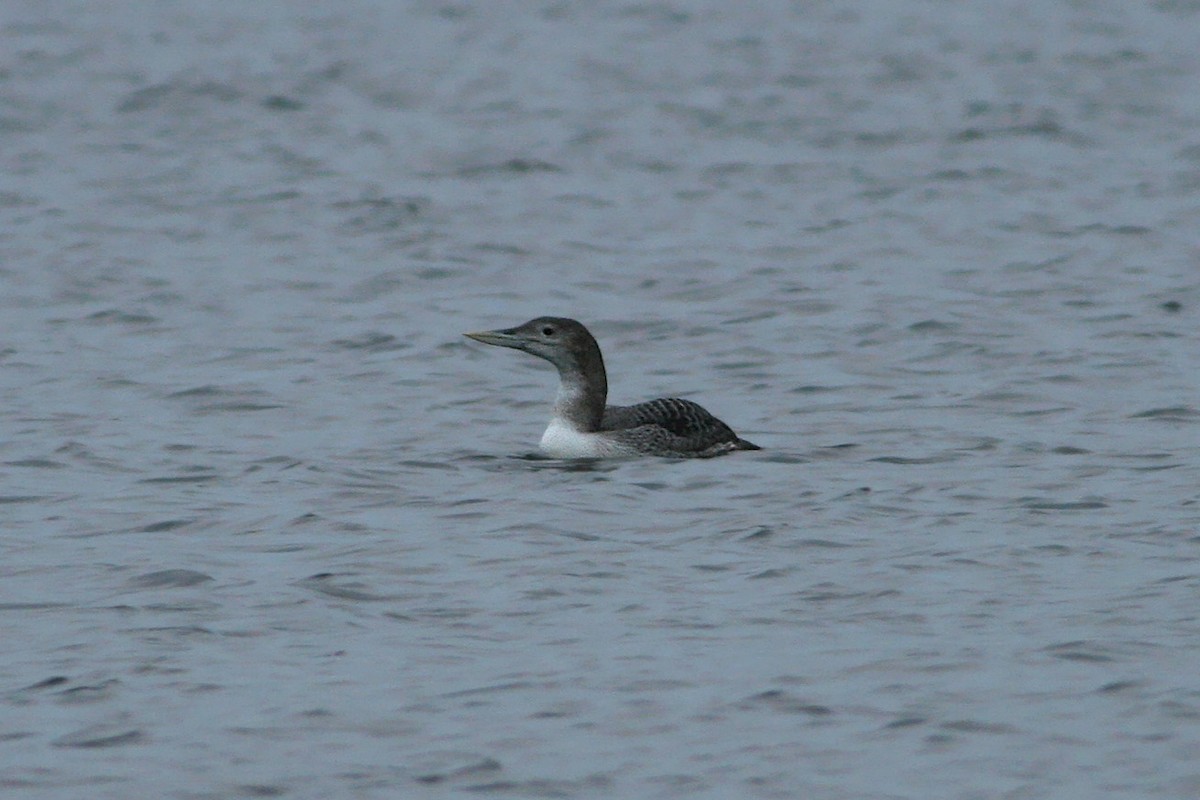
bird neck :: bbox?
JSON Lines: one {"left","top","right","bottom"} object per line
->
{"left": 552, "top": 346, "right": 607, "bottom": 432}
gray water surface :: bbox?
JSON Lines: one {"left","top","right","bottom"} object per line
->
{"left": 2, "top": 2, "right": 1199, "bottom": 798}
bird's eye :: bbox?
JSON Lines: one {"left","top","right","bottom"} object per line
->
{"left": 541, "top": 326, "right": 555, "bottom": 336}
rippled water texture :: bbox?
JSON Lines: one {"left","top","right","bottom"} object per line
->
{"left": 2, "top": 1, "right": 1199, "bottom": 798}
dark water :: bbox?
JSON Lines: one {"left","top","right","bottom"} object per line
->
{"left": 2, "top": 2, "right": 1199, "bottom": 798}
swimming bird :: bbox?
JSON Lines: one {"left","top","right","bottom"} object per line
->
{"left": 464, "top": 317, "right": 759, "bottom": 458}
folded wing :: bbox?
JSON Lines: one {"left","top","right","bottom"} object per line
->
{"left": 602, "top": 398, "right": 758, "bottom": 457}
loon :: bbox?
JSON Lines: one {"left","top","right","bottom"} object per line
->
{"left": 464, "top": 317, "right": 760, "bottom": 458}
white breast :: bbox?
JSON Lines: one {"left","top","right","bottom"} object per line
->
{"left": 539, "top": 417, "right": 613, "bottom": 458}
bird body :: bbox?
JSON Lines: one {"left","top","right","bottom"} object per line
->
{"left": 465, "top": 317, "right": 759, "bottom": 458}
